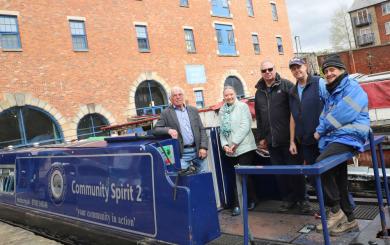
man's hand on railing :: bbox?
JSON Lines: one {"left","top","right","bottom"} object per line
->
{"left": 168, "top": 129, "right": 178, "bottom": 139}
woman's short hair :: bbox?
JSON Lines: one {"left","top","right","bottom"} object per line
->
{"left": 223, "top": 85, "right": 236, "bottom": 95}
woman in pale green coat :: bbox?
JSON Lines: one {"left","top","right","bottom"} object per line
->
{"left": 219, "top": 86, "right": 257, "bottom": 216}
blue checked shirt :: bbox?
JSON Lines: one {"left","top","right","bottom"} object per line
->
{"left": 174, "top": 105, "right": 195, "bottom": 146}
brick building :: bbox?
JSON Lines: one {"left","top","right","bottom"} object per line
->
{"left": 0, "top": 0, "right": 294, "bottom": 147}
{"left": 316, "top": 1, "right": 390, "bottom": 74}
{"left": 349, "top": 0, "right": 390, "bottom": 48}
{"left": 317, "top": 43, "right": 390, "bottom": 74}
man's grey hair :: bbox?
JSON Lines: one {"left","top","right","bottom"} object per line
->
{"left": 260, "top": 59, "right": 275, "bottom": 68}
{"left": 169, "top": 86, "right": 185, "bottom": 98}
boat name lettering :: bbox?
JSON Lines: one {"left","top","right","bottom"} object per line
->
{"left": 71, "top": 180, "right": 142, "bottom": 204}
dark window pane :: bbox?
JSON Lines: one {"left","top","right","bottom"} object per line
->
{"left": 276, "top": 37, "right": 284, "bottom": 53}
{"left": 227, "top": 30, "right": 235, "bottom": 45}
{"left": 216, "top": 29, "right": 223, "bottom": 43}
{"left": 22, "top": 107, "right": 61, "bottom": 145}
{"left": 135, "top": 80, "right": 168, "bottom": 116}
{"left": 0, "top": 107, "right": 62, "bottom": 148}
{"left": 224, "top": 76, "right": 245, "bottom": 98}
{"left": 0, "top": 108, "right": 22, "bottom": 148}
{"left": 77, "top": 113, "right": 110, "bottom": 140}
{"left": 137, "top": 38, "right": 149, "bottom": 50}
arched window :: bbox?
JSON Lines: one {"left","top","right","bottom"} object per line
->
{"left": 135, "top": 80, "right": 168, "bottom": 116}
{"left": 224, "top": 76, "right": 245, "bottom": 99}
{"left": 0, "top": 106, "right": 63, "bottom": 148}
{"left": 77, "top": 113, "right": 110, "bottom": 140}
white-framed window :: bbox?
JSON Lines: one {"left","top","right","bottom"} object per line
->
{"left": 270, "top": 3, "right": 278, "bottom": 21}
{"left": 184, "top": 29, "right": 196, "bottom": 53}
{"left": 0, "top": 14, "right": 21, "bottom": 50}
{"left": 211, "top": 0, "right": 230, "bottom": 18}
{"left": 356, "top": 9, "right": 369, "bottom": 24}
{"left": 246, "top": 0, "right": 254, "bottom": 16}
{"left": 135, "top": 25, "right": 150, "bottom": 52}
{"left": 180, "top": 0, "right": 189, "bottom": 7}
{"left": 69, "top": 20, "right": 88, "bottom": 51}
{"left": 276, "top": 36, "right": 283, "bottom": 54}
{"left": 194, "top": 90, "right": 205, "bottom": 108}
{"left": 251, "top": 34, "right": 260, "bottom": 54}
{"left": 214, "top": 23, "right": 236, "bottom": 55}
{"left": 360, "top": 27, "right": 371, "bottom": 36}
{"left": 382, "top": 2, "right": 390, "bottom": 15}
{"left": 385, "top": 21, "right": 390, "bottom": 35}
{"left": 358, "top": 27, "right": 374, "bottom": 45}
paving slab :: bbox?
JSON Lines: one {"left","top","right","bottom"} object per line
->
{"left": 0, "top": 221, "right": 61, "bottom": 245}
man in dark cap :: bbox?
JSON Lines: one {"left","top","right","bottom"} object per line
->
{"left": 314, "top": 55, "right": 370, "bottom": 236}
{"left": 288, "top": 57, "right": 328, "bottom": 214}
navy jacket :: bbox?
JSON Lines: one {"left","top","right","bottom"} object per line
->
{"left": 289, "top": 75, "right": 324, "bottom": 145}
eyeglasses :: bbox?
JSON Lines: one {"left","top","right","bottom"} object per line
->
{"left": 261, "top": 67, "right": 274, "bottom": 73}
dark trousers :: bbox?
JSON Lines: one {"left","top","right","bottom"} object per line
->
{"left": 316, "top": 143, "right": 355, "bottom": 220}
{"left": 299, "top": 143, "right": 321, "bottom": 187}
{"left": 300, "top": 143, "right": 321, "bottom": 165}
{"left": 226, "top": 150, "right": 257, "bottom": 207}
{"left": 268, "top": 145, "right": 306, "bottom": 202}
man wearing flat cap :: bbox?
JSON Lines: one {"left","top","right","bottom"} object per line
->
{"left": 314, "top": 55, "right": 370, "bottom": 236}
{"left": 288, "top": 57, "right": 328, "bottom": 214}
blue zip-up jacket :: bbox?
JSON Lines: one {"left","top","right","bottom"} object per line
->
{"left": 316, "top": 74, "right": 370, "bottom": 152}
{"left": 289, "top": 75, "right": 327, "bottom": 145}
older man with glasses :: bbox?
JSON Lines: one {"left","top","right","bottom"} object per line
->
{"left": 153, "top": 86, "right": 208, "bottom": 173}
{"left": 254, "top": 60, "right": 306, "bottom": 213}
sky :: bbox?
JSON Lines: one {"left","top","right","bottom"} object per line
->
{"left": 285, "top": 0, "right": 355, "bottom": 52}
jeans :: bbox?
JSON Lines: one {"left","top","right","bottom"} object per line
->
{"left": 180, "top": 147, "right": 207, "bottom": 173}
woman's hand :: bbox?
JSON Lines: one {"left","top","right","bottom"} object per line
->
{"left": 231, "top": 144, "right": 238, "bottom": 154}
{"left": 223, "top": 145, "right": 233, "bottom": 154}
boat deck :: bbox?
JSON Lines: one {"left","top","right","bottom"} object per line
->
{"left": 210, "top": 200, "right": 383, "bottom": 245}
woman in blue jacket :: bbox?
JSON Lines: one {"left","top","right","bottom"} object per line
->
{"left": 314, "top": 55, "right": 370, "bottom": 236}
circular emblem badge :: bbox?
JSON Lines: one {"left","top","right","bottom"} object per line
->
{"left": 48, "top": 162, "right": 66, "bottom": 205}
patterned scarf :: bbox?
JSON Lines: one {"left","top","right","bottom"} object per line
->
{"left": 220, "top": 103, "right": 234, "bottom": 137}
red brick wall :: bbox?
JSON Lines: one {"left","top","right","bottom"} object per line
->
{"left": 0, "top": 0, "right": 294, "bottom": 124}
{"left": 375, "top": 3, "right": 390, "bottom": 44}
{"left": 317, "top": 44, "right": 390, "bottom": 74}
